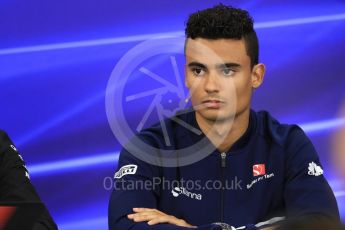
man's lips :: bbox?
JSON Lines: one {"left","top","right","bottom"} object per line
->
{"left": 201, "top": 99, "right": 225, "bottom": 108}
{"left": 202, "top": 99, "right": 224, "bottom": 103}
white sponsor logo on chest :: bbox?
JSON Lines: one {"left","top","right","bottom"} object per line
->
{"left": 114, "top": 164, "right": 138, "bottom": 179}
{"left": 171, "top": 187, "right": 202, "bottom": 200}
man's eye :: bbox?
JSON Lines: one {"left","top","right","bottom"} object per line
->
{"left": 222, "top": 68, "right": 235, "bottom": 76}
{"left": 192, "top": 68, "right": 205, "bottom": 76}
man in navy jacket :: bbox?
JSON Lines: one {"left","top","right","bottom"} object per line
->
{"left": 108, "top": 4, "right": 339, "bottom": 230}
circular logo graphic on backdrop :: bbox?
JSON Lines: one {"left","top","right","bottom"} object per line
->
{"left": 105, "top": 37, "right": 237, "bottom": 167}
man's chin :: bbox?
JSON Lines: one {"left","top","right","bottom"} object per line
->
{"left": 199, "top": 110, "right": 235, "bottom": 122}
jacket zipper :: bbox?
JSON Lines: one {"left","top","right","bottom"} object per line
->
{"left": 220, "top": 152, "right": 227, "bottom": 222}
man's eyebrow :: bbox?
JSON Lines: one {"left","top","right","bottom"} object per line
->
{"left": 187, "top": 62, "right": 207, "bottom": 68}
{"left": 187, "top": 62, "right": 241, "bottom": 69}
{"left": 217, "top": 63, "right": 241, "bottom": 69}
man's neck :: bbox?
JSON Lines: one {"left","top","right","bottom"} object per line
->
{"left": 195, "top": 108, "right": 250, "bottom": 153}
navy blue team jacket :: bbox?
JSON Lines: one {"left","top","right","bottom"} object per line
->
{"left": 108, "top": 109, "right": 339, "bottom": 229}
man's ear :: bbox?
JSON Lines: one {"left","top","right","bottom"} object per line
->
{"left": 251, "top": 63, "right": 266, "bottom": 89}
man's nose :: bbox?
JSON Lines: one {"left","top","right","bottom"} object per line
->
{"left": 204, "top": 73, "right": 220, "bottom": 93}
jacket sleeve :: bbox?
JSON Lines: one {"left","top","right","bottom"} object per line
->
{"left": 244, "top": 126, "right": 340, "bottom": 230}
{"left": 108, "top": 146, "right": 223, "bottom": 230}
{"left": 0, "top": 130, "right": 57, "bottom": 230}
{"left": 283, "top": 126, "right": 339, "bottom": 221}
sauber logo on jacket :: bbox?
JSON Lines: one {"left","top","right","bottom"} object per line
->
{"left": 114, "top": 164, "right": 138, "bottom": 179}
{"left": 253, "top": 164, "right": 265, "bottom": 176}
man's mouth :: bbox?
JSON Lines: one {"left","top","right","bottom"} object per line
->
{"left": 201, "top": 99, "right": 224, "bottom": 109}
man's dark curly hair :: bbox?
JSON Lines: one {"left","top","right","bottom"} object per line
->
{"left": 185, "top": 4, "right": 259, "bottom": 68}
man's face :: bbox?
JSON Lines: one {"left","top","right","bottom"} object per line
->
{"left": 185, "top": 38, "right": 259, "bottom": 122}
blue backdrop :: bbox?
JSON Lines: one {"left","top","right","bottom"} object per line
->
{"left": 1, "top": 0, "right": 345, "bottom": 229}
